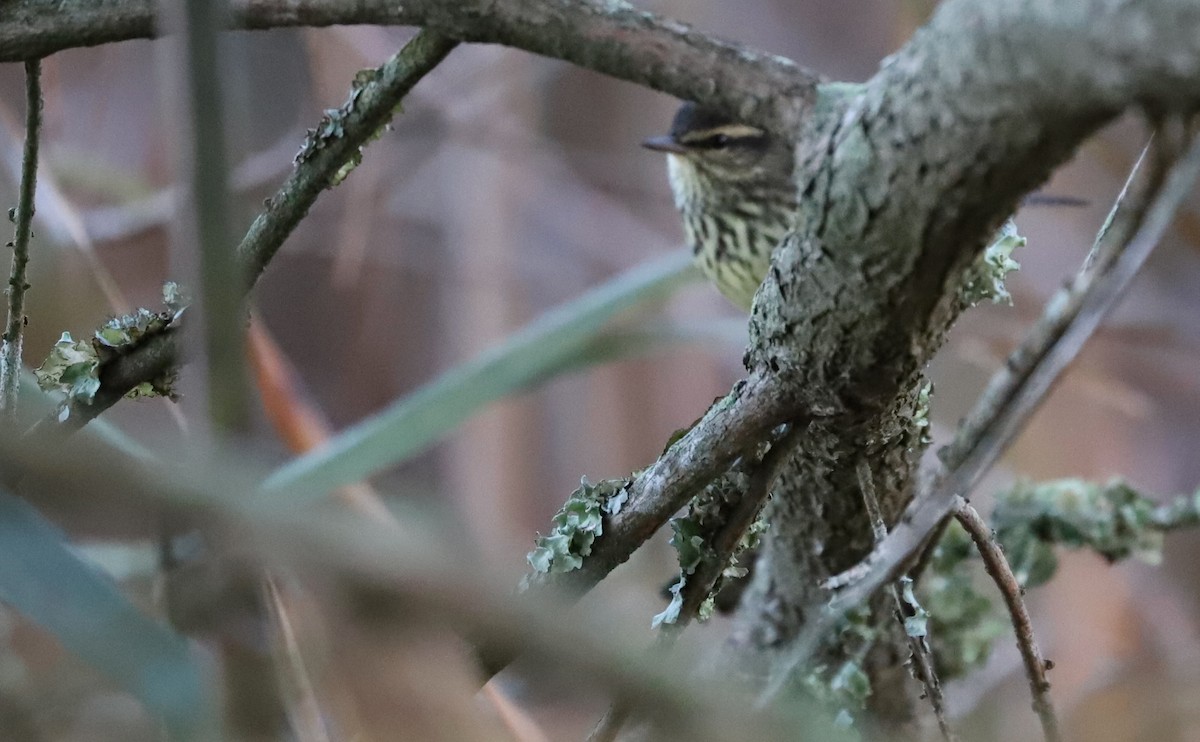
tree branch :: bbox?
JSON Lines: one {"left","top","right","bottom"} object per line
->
{"left": 53, "top": 30, "right": 455, "bottom": 427}
{"left": 0, "top": 60, "right": 42, "bottom": 419}
{"left": 954, "top": 497, "right": 1059, "bottom": 742}
{"left": 523, "top": 374, "right": 795, "bottom": 597}
{"left": 1, "top": 0, "right": 821, "bottom": 131}
{"left": 794, "top": 121, "right": 1200, "bottom": 690}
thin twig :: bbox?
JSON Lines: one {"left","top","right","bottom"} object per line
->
{"left": 587, "top": 425, "right": 800, "bottom": 742}
{"left": 768, "top": 120, "right": 1200, "bottom": 704}
{"left": 0, "top": 60, "right": 41, "bottom": 420}
{"left": 905, "top": 140, "right": 1153, "bottom": 582}
{"left": 48, "top": 30, "right": 455, "bottom": 429}
{"left": 856, "top": 461, "right": 955, "bottom": 742}
{"left": 521, "top": 374, "right": 791, "bottom": 600}
{"left": 954, "top": 497, "right": 1059, "bottom": 742}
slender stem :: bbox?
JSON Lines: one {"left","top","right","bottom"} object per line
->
{"left": 588, "top": 425, "right": 801, "bottom": 742}
{"left": 954, "top": 497, "right": 1059, "bottom": 742}
{"left": 856, "top": 461, "right": 955, "bottom": 742}
{"left": 236, "top": 30, "right": 457, "bottom": 287}
{"left": 180, "top": 0, "right": 249, "bottom": 435}
{"left": 0, "top": 59, "right": 42, "bottom": 420}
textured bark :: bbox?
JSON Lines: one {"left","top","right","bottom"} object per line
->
{"left": 726, "top": 0, "right": 1200, "bottom": 726}
{"left": 0, "top": 0, "right": 819, "bottom": 131}
{"left": 8, "top": 0, "right": 1200, "bottom": 732}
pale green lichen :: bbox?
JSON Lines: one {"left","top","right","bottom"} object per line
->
{"left": 797, "top": 607, "right": 877, "bottom": 726}
{"left": 898, "top": 577, "right": 929, "bottom": 639}
{"left": 920, "top": 478, "right": 1200, "bottom": 678}
{"left": 920, "top": 521, "right": 1005, "bottom": 678}
{"left": 911, "top": 380, "right": 933, "bottom": 448}
{"left": 295, "top": 68, "right": 395, "bottom": 185}
{"left": 960, "top": 219, "right": 1024, "bottom": 307}
{"left": 525, "top": 476, "right": 629, "bottom": 575}
{"left": 992, "top": 478, "right": 1197, "bottom": 587}
{"left": 35, "top": 283, "right": 186, "bottom": 418}
{"left": 652, "top": 469, "right": 760, "bottom": 629}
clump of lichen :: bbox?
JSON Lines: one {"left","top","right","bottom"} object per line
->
{"left": 960, "top": 219, "right": 1024, "bottom": 307}
{"left": 525, "top": 477, "right": 629, "bottom": 576}
{"left": 992, "top": 478, "right": 1197, "bottom": 587}
{"left": 920, "top": 478, "right": 1199, "bottom": 679}
{"left": 35, "top": 282, "right": 187, "bottom": 419}
{"left": 798, "top": 607, "right": 877, "bottom": 729}
{"left": 294, "top": 68, "right": 394, "bottom": 186}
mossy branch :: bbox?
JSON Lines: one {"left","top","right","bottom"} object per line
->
{"left": 43, "top": 31, "right": 455, "bottom": 428}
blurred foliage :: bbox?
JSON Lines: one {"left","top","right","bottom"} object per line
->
{"left": 922, "top": 478, "right": 1200, "bottom": 680}
{"left": 260, "top": 251, "right": 697, "bottom": 501}
{"left": 992, "top": 477, "right": 1200, "bottom": 587}
{"left": 0, "top": 491, "right": 214, "bottom": 737}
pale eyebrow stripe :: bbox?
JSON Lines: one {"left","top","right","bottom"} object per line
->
{"left": 680, "top": 123, "right": 765, "bottom": 143}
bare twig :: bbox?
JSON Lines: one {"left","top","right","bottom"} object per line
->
{"left": 856, "top": 461, "right": 954, "bottom": 742}
{"left": 589, "top": 425, "right": 801, "bottom": 742}
{"left": 954, "top": 497, "right": 1059, "bottom": 742}
{"left": 769, "top": 121, "right": 1200, "bottom": 703}
{"left": 0, "top": 60, "right": 41, "bottom": 419}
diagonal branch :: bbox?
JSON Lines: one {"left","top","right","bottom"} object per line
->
{"left": 783, "top": 121, "right": 1200, "bottom": 695}
{"left": 523, "top": 373, "right": 795, "bottom": 597}
{"left": 52, "top": 30, "right": 456, "bottom": 427}
{"left": 954, "top": 497, "right": 1059, "bottom": 742}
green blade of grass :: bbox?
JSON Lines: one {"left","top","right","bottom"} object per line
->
{"left": 0, "top": 491, "right": 216, "bottom": 738}
{"left": 260, "top": 251, "right": 698, "bottom": 501}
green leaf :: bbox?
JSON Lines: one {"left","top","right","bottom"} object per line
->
{"left": 0, "top": 491, "right": 215, "bottom": 737}
{"left": 261, "top": 252, "right": 697, "bottom": 502}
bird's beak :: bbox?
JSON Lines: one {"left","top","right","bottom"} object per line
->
{"left": 641, "top": 135, "right": 689, "bottom": 154}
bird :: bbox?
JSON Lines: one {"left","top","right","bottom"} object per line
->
{"left": 644, "top": 103, "right": 1087, "bottom": 310}
{"left": 643, "top": 101, "right": 797, "bottom": 310}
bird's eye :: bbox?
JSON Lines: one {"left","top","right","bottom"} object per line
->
{"left": 711, "top": 134, "right": 730, "bottom": 147}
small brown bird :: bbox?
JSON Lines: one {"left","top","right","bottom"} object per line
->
{"left": 643, "top": 102, "right": 797, "bottom": 310}
{"left": 645, "top": 103, "right": 1086, "bottom": 310}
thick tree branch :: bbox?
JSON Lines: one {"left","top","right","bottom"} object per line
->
{"left": 784, "top": 124, "right": 1200, "bottom": 697}
{"left": 727, "top": 0, "right": 1200, "bottom": 711}
{"left": 0, "top": 0, "right": 820, "bottom": 131}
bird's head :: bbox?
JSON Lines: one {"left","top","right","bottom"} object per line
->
{"left": 642, "top": 102, "right": 788, "bottom": 185}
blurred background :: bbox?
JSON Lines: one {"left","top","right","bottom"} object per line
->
{"left": 1, "top": 1, "right": 1199, "bottom": 739}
